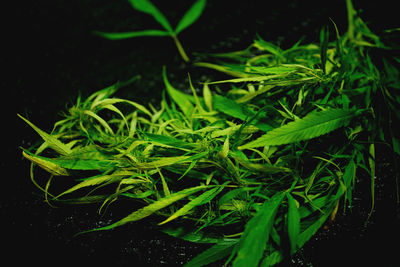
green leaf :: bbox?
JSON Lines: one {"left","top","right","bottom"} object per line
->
{"left": 392, "top": 137, "right": 400, "bottom": 156}
{"left": 163, "top": 67, "right": 194, "bottom": 117}
{"left": 162, "top": 226, "right": 230, "bottom": 244}
{"left": 55, "top": 172, "right": 130, "bottom": 199}
{"left": 18, "top": 114, "right": 72, "bottom": 155}
{"left": 143, "top": 132, "right": 197, "bottom": 150}
{"left": 219, "top": 135, "right": 229, "bottom": 159}
{"left": 232, "top": 192, "right": 285, "bottom": 267}
{"left": 342, "top": 159, "right": 356, "bottom": 208}
{"left": 158, "top": 185, "right": 222, "bottom": 225}
{"left": 22, "top": 147, "right": 115, "bottom": 172}
{"left": 286, "top": 193, "right": 300, "bottom": 255}
{"left": 203, "top": 83, "right": 213, "bottom": 111}
{"left": 184, "top": 240, "right": 237, "bottom": 267}
{"left": 320, "top": 26, "right": 330, "bottom": 74}
{"left": 83, "top": 110, "right": 114, "bottom": 134}
{"left": 239, "top": 109, "right": 358, "bottom": 149}
{"left": 128, "top": 0, "right": 173, "bottom": 32}
{"left": 22, "top": 150, "right": 69, "bottom": 176}
{"left": 218, "top": 187, "right": 255, "bottom": 206}
{"left": 297, "top": 204, "right": 334, "bottom": 248}
{"left": 259, "top": 249, "right": 284, "bottom": 267}
{"left": 80, "top": 185, "right": 208, "bottom": 233}
{"left": 175, "top": 0, "right": 207, "bottom": 34}
{"left": 213, "top": 95, "right": 273, "bottom": 131}
{"left": 93, "top": 30, "right": 170, "bottom": 39}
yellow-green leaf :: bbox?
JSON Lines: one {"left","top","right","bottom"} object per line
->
{"left": 81, "top": 185, "right": 208, "bottom": 233}
{"left": 163, "top": 67, "right": 194, "bottom": 117}
{"left": 159, "top": 186, "right": 220, "bottom": 225}
{"left": 18, "top": 114, "right": 72, "bottom": 155}
{"left": 22, "top": 151, "right": 69, "bottom": 176}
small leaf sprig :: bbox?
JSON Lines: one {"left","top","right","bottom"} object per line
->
{"left": 94, "top": 0, "right": 207, "bottom": 62}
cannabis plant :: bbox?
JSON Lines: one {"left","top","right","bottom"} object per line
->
{"left": 19, "top": 0, "right": 399, "bottom": 266}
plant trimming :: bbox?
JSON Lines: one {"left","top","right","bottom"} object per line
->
{"left": 19, "top": 0, "right": 399, "bottom": 266}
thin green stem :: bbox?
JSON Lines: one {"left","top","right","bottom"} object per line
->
{"left": 172, "top": 34, "right": 190, "bottom": 62}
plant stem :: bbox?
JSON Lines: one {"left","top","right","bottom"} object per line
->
{"left": 172, "top": 35, "right": 190, "bottom": 62}
{"left": 345, "top": 0, "right": 356, "bottom": 40}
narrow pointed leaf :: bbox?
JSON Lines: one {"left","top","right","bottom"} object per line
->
{"left": 297, "top": 205, "right": 334, "bottom": 248}
{"left": 233, "top": 192, "right": 285, "bottom": 267}
{"left": 22, "top": 147, "right": 115, "bottom": 171}
{"left": 175, "top": 0, "right": 207, "bottom": 34}
{"left": 93, "top": 30, "right": 170, "bottom": 39}
{"left": 343, "top": 159, "right": 356, "bottom": 207}
{"left": 213, "top": 95, "right": 272, "bottom": 131}
{"left": 18, "top": 114, "right": 72, "bottom": 155}
{"left": 128, "top": 0, "right": 173, "bottom": 32}
{"left": 55, "top": 173, "right": 126, "bottom": 199}
{"left": 286, "top": 193, "right": 300, "bottom": 254}
{"left": 239, "top": 109, "right": 358, "bottom": 149}
{"left": 163, "top": 67, "right": 193, "bottom": 117}
{"left": 158, "top": 185, "right": 221, "bottom": 225}
{"left": 184, "top": 240, "right": 237, "bottom": 267}
{"left": 203, "top": 83, "right": 213, "bottom": 111}
{"left": 22, "top": 151, "right": 69, "bottom": 176}
{"left": 143, "top": 132, "right": 197, "bottom": 150}
{"left": 83, "top": 110, "right": 114, "bottom": 134}
{"left": 82, "top": 185, "right": 208, "bottom": 233}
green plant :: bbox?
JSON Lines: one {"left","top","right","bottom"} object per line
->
{"left": 19, "top": 0, "right": 399, "bottom": 266}
{"left": 94, "top": 0, "right": 206, "bottom": 62}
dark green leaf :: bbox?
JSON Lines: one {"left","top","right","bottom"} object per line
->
{"left": 213, "top": 94, "right": 273, "bottom": 131}
{"left": 143, "top": 132, "right": 197, "bottom": 150}
{"left": 297, "top": 205, "right": 334, "bottom": 248}
{"left": 342, "top": 159, "right": 356, "bottom": 207}
{"left": 320, "top": 26, "right": 330, "bottom": 74}
{"left": 184, "top": 240, "right": 237, "bottom": 267}
{"left": 232, "top": 192, "right": 285, "bottom": 267}
{"left": 286, "top": 193, "right": 300, "bottom": 255}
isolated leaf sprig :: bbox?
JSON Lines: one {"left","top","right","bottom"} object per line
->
{"left": 94, "top": 0, "right": 207, "bottom": 62}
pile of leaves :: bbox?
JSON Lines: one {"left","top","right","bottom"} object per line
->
{"left": 19, "top": 0, "right": 399, "bottom": 266}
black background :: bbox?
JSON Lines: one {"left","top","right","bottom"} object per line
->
{"left": 5, "top": 0, "right": 400, "bottom": 266}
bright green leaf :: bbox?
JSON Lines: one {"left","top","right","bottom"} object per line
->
{"left": 80, "top": 185, "right": 208, "bottom": 233}
{"left": 93, "top": 30, "right": 170, "bottom": 39}
{"left": 128, "top": 0, "right": 173, "bottom": 32}
{"left": 163, "top": 67, "right": 194, "bottom": 117}
{"left": 158, "top": 186, "right": 221, "bottom": 225}
{"left": 175, "top": 0, "right": 207, "bottom": 34}
{"left": 239, "top": 109, "right": 358, "bottom": 149}
{"left": 18, "top": 114, "right": 72, "bottom": 155}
